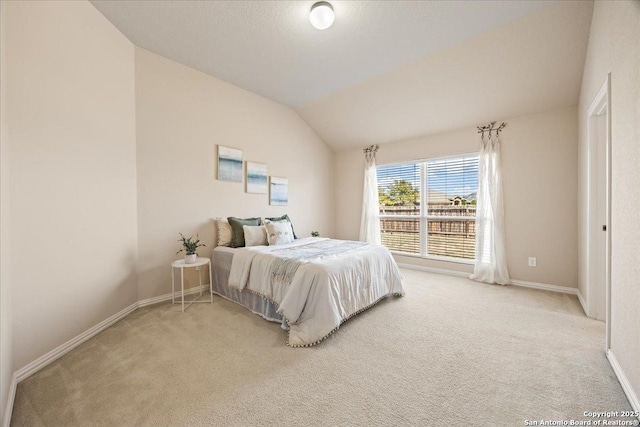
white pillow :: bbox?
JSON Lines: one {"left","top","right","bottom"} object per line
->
{"left": 264, "top": 220, "right": 294, "bottom": 246}
{"left": 214, "top": 218, "right": 232, "bottom": 247}
{"left": 243, "top": 225, "right": 268, "bottom": 247}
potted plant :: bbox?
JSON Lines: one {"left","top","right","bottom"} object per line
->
{"left": 176, "top": 233, "right": 206, "bottom": 264}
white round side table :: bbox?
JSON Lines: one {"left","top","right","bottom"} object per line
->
{"left": 171, "top": 257, "right": 213, "bottom": 312}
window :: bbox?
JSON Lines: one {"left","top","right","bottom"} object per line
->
{"left": 377, "top": 154, "right": 479, "bottom": 261}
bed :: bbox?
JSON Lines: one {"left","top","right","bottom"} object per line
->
{"left": 211, "top": 237, "right": 404, "bottom": 347}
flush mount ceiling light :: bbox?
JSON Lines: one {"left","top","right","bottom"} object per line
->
{"left": 309, "top": 1, "right": 335, "bottom": 30}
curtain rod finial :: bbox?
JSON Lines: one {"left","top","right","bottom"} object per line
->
{"left": 363, "top": 144, "right": 379, "bottom": 154}
{"left": 477, "top": 121, "right": 507, "bottom": 136}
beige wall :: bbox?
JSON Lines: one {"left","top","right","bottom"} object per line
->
{"left": 0, "top": 1, "right": 13, "bottom": 422}
{"left": 578, "top": 0, "right": 640, "bottom": 401}
{"left": 335, "top": 107, "right": 578, "bottom": 289}
{"left": 4, "top": 1, "right": 138, "bottom": 370}
{"left": 0, "top": 1, "right": 335, "bottom": 406}
{"left": 134, "top": 48, "right": 335, "bottom": 301}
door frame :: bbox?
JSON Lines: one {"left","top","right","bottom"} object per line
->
{"left": 586, "top": 73, "right": 612, "bottom": 350}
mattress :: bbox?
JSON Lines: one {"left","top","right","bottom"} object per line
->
{"left": 211, "top": 246, "right": 285, "bottom": 324}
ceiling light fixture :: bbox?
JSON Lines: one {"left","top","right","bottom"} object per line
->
{"left": 309, "top": 1, "right": 335, "bottom": 30}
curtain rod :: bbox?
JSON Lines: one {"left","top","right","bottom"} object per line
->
{"left": 477, "top": 121, "right": 507, "bottom": 136}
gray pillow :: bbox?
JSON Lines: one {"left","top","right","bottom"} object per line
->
{"left": 227, "top": 217, "right": 261, "bottom": 248}
{"left": 265, "top": 214, "right": 297, "bottom": 239}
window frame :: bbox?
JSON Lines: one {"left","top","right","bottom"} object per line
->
{"left": 377, "top": 152, "right": 479, "bottom": 264}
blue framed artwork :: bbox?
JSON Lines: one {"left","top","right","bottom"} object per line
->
{"left": 217, "top": 145, "right": 243, "bottom": 182}
{"left": 269, "top": 176, "right": 288, "bottom": 206}
{"left": 246, "top": 161, "right": 268, "bottom": 194}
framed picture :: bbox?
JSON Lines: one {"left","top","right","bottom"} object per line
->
{"left": 269, "top": 176, "right": 288, "bottom": 206}
{"left": 217, "top": 145, "right": 243, "bottom": 182}
{"left": 246, "top": 162, "right": 268, "bottom": 194}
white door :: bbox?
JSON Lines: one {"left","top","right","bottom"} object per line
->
{"left": 587, "top": 75, "right": 611, "bottom": 334}
{"left": 592, "top": 113, "right": 607, "bottom": 321}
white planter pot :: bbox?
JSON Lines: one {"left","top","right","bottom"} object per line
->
{"left": 184, "top": 254, "right": 197, "bottom": 264}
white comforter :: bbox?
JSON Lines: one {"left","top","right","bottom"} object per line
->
{"left": 228, "top": 237, "right": 404, "bottom": 347}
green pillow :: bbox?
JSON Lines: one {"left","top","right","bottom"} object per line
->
{"left": 265, "top": 214, "right": 297, "bottom": 239}
{"left": 227, "top": 217, "right": 261, "bottom": 248}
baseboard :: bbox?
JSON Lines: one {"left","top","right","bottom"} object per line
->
{"left": 138, "top": 285, "right": 208, "bottom": 308}
{"left": 576, "top": 289, "right": 588, "bottom": 316}
{"left": 398, "top": 262, "right": 578, "bottom": 295}
{"left": 510, "top": 279, "right": 578, "bottom": 295}
{"left": 3, "top": 284, "right": 210, "bottom": 427}
{"left": 2, "top": 373, "right": 17, "bottom": 427}
{"left": 607, "top": 350, "right": 640, "bottom": 415}
{"left": 16, "top": 285, "right": 210, "bottom": 381}
{"left": 2, "top": 301, "right": 138, "bottom": 427}
{"left": 13, "top": 301, "right": 139, "bottom": 384}
{"left": 397, "top": 262, "right": 470, "bottom": 278}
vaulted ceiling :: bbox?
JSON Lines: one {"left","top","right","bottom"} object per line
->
{"left": 91, "top": 0, "right": 593, "bottom": 150}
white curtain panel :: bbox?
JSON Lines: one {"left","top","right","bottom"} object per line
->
{"left": 470, "top": 135, "right": 510, "bottom": 285}
{"left": 359, "top": 150, "right": 382, "bottom": 245}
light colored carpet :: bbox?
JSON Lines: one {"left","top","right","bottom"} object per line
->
{"left": 11, "top": 269, "right": 631, "bottom": 426}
